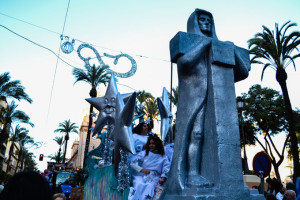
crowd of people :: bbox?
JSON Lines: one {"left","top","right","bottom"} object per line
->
{"left": 0, "top": 170, "right": 67, "bottom": 200}
{"left": 264, "top": 177, "right": 300, "bottom": 200}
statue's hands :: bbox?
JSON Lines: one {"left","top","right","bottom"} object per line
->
{"left": 142, "top": 144, "right": 146, "bottom": 150}
{"left": 140, "top": 169, "right": 150, "bottom": 175}
{"left": 159, "top": 177, "right": 167, "bottom": 185}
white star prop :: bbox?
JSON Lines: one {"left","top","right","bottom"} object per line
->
{"left": 157, "top": 87, "right": 173, "bottom": 143}
{"left": 110, "top": 91, "right": 137, "bottom": 172}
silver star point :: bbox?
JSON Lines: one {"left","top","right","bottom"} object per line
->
{"left": 157, "top": 87, "right": 173, "bottom": 143}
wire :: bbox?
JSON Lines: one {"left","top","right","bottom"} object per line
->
{"left": 0, "top": 11, "right": 171, "bottom": 63}
{"left": 47, "top": 0, "right": 71, "bottom": 121}
{"left": 0, "top": 12, "right": 61, "bottom": 35}
{"left": 116, "top": 83, "right": 138, "bottom": 91}
{"left": 0, "top": 24, "right": 76, "bottom": 68}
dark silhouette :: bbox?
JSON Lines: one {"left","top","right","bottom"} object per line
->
{"left": 0, "top": 171, "right": 52, "bottom": 200}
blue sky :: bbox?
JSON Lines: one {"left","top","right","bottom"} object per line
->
{"left": 1, "top": 0, "right": 300, "bottom": 172}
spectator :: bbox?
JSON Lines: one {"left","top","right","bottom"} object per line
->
{"left": 283, "top": 190, "right": 296, "bottom": 200}
{"left": 276, "top": 187, "right": 286, "bottom": 200}
{"left": 52, "top": 193, "right": 66, "bottom": 200}
{"left": 0, "top": 171, "right": 52, "bottom": 200}
{"left": 286, "top": 182, "right": 296, "bottom": 192}
{"left": 0, "top": 185, "right": 4, "bottom": 193}
{"left": 266, "top": 193, "right": 277, "bottom": 200}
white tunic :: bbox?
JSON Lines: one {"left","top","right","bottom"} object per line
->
{"left": 133, "top": 134, "right": 148, "bottom": 152}
{"left": 128, "top": 151, "right": 170, "bottom": 200}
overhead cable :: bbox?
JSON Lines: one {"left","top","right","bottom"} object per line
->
{"left": 0, "top": 11, "right": 171, "bottom": 63}
{"left": 47, "top": 0, "right": 71, "bottom": 121}
{"left": 0, "top": 24, "right": 76, "bottom": 68}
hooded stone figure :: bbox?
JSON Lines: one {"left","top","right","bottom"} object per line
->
{"left": 187, "top": 9, "right": 218, "bottom": 39}
{"left": 165, "top": 8, "right": 254, "bottom": 198}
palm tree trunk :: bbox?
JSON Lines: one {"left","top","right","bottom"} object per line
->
{"left": 0, "top": 124, "right": 10, "bottom": 163}
{"left": 6, "top": 144, "right": 14, "bottom": 173}
{"left": 277, "top": 69, "right": 300, "bottom": 182}
{"left": 14, "top": 149, "right": 22, "bottom": 174}
{"left": 83, "top": 104, "right": 93, "bottom": 167}
{"left": 20, "top": 153, "right": 25, "bottom": 171}
{"left": 57, "top": 147, "right": 61, "bottom": 163}
{"left": 62, "top": 133, "right": 69, "bottom": 164}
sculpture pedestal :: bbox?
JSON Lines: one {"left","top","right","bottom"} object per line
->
{"left": 163, "top": 188, "right": 264, "bottom": 200}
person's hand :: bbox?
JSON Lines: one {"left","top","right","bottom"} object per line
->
{"left": 140, "top": 169, "right": 150, "bottom": 175}
{"left": 159, "top": 177, "right": 167, "bottom": 185}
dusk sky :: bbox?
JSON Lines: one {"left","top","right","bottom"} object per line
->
{"left": 1, "top": 0, "right": 300, "bottom": 174}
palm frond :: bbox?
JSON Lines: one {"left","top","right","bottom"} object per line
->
{"left": 0, "top": 72, "right": 32, "bottom": 103}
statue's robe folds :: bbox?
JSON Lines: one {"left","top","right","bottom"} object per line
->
{"left": 165, "top": 31, "right": 255, "bottom": 198}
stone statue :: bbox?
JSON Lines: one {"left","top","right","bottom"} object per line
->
{"left": 164, "top": 9, "right": 264, "bottom": 199}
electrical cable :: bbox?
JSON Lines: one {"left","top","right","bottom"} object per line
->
{"left": 116, "top": 83, "right": 138, "bottom": 91}
{"left": 0, "top": 24, "right": 76, "bottom": 68}
{"left": 47, "top": 0, "right": 71, "bottom": 121}
{"left": 0, "top": 12, "right": 61, "bottom": 35}
{"left": 0, "top": 11, "right": 171, "bottom": 63}
{"left": 0, "top": 24, "right": 157, "bottom": 96}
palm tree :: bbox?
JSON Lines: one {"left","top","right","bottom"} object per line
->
{"left": 168, "top": 86, "right": 178, "bottom": 138}
{"left": 14, "top": 134, "right": 35, "bottom": 173}
{"left": 168, "top": 86, "right": 178, "bottom": 107}
{"left": 0, "top": 72, "right": 32, "bottom": 103}
{"left": 49, "top": 151, "right": 64, "bottom": 163}
{"left": 6, "top": 125, "right": 29, "bottom": 173}
{"left": 248, "top": 21, "right": 300, "bottom": 181}
{"left": 144, "top": 98, "right": 159, "bottom": 128}
{"left": 53, "top": 136, "right": 64, "bottom": 163}
{"left": 137, "top": 90, "right": 153, "bottom": 105}
{"left": 54, "top": 120, "right": 78, "bottom": 164}
{"left": 72, "top": 64, "right": 110, "bottom": 165}
{"left": 21, "top": 151, "right": 37, "bottom": 171}
{"left": 0, "top": 101, "right": 34, "bottom": 167}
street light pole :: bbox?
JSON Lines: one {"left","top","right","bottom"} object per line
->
{"left": 237, "top": 96, "right": 250, "bottom": 175}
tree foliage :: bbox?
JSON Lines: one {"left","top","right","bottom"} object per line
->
{"left": 240, "top": 84, "right": 290, "bottom": 181}
{"left": 0, "top": 72, "right": 32, "bottom": 103}
{"left": 241, "top": 85, "right": 287, "bottom": 136}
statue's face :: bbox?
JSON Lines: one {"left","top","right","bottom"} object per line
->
{"left": 198, "top": 14, "right": 211, "bottom": 34}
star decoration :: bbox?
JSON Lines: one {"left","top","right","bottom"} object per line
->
{"left": 157, "top": 87, "right": 173, "bottom": 143}
{"left": 110, "top": 91, "right": 137, "bottom": 173}
{"left": 86, "top": 74, "right": 138, "bottom": 136}
{"left": 130, "top": 188, "right": 136, "bottom": 196}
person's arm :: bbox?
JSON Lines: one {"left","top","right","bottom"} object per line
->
{"left": 159, "top": 156, "right": 171, "bottom": 184}
{"left": 140, "top": 169, "right": 150, "bottom": 175}
{"left": 130, "top": 164, "right": 150, "bottom": 175}
{"left": 130, "top": 151, "right": 150, "bottom": 175}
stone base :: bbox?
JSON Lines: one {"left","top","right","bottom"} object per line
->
{"left": 162, "top": 189, "right": 264, "bottom": 200}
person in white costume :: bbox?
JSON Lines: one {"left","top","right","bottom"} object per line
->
{"left": 132, "top": 122, "right": 152, "bottom": 153}
{"left": 128, "top": 134, "right": 170, "bottom": 200}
